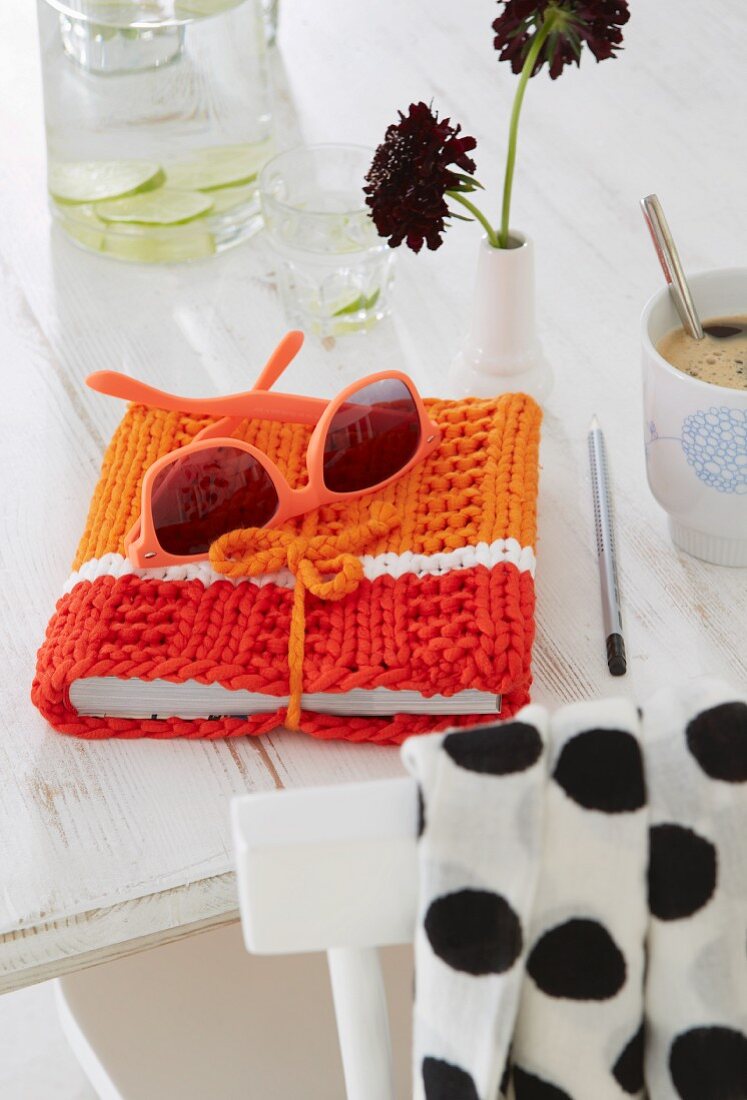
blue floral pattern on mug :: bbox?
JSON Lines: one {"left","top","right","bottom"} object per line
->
{"left": 681, "top": 406, "right": 747, "bottom": 494}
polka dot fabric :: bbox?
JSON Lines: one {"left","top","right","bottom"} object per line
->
{"left": 512, "top": 699, "right": 648, "bottom": 1098}
{"left": 31, "top": 392, "right": 541, "bottom": 742}
{"left": 403, "top": 681, "right": 747, "bottom": 1100}
{"left": 643, "top": 681, "right": 747, "bottom": 1099}
{"left": 402, "top": 706, "right": 548, "bottom": 1100}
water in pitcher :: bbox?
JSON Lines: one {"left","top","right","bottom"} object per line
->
{"left": 37, "top": 0, "right": 273, "bottom": 262}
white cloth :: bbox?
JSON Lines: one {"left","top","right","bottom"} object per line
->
{"left": 402, "top": 681, "right": 747, "bottom": 1100}
{"left": 511, "top": 698, "right": 648, "bottom": 1099}
{"left": 643, "top": 681, "right": 747, "bottom": 1100}
{"left": 402, "top": 705, "right": 549, "bottom": 1100}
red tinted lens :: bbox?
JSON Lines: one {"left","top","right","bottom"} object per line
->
{"left": 150, "top": 445, "right": 279, "bottom": 556}
{"left": 322, "top": 378, "right": 421, "bottom": 494}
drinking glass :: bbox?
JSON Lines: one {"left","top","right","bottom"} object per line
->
{"left": 38, "top": 0, "right": 273, "bottom": 263}
{"left": 259, "top": 145, "right": 395, "bottom": 337}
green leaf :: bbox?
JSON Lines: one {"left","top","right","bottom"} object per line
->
{"left": 453, "top": 172, "right": 485, "bottom": 190}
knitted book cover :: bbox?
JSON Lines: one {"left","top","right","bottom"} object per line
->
{"left": 32, "top": 392, "right": 541, "bottom": 745}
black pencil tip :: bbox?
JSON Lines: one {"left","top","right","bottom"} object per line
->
{"left": 606, "top": 633, "right": 627, "bottom": 677}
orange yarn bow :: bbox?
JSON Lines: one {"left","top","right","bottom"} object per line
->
{"left": 210, "top": 502, "right": 401, "bottom": 729}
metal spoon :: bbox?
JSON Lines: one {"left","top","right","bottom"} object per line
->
{"left": 641, "top": 194, "right": 704, "bottom": 339}
{"left": 641, "top": 195, "right": 746, "bottom": 340}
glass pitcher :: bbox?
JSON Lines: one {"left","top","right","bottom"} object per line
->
{"left": 37, "top": 0, "right": 273, "bottom": 263}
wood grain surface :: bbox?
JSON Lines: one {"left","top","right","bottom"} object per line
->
{"left": 0, "top": 0, "right": 745, "bottom": 992}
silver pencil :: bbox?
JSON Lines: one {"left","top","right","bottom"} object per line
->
{"left": 588, "top": 416, "right": 627, "bottom": 676}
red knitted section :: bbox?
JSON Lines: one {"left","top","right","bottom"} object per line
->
{"left": 32, "top": 562, "right": 535, "bottom": 745}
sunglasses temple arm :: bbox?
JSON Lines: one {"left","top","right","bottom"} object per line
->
{"left": 85, "top": 331, "right": 303, "bottom": 411}
{"left": 250, "top": 330, "right": 304, "bottom": 392}
{"left": 85, "top": 372, "right": 236, "bottom": 414}
{"left": 191, "top": 415, "right": 244, "bottom": 441}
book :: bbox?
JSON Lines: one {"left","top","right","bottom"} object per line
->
{"left": 33, "top": 390, "right": 541, "bottom": 745}
{"left": 70, "top": 679, "right": 502, "bottom": 720}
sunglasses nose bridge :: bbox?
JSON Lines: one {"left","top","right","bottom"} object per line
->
{"left": 288, "top": 482, "right": 323, "bottom": 510}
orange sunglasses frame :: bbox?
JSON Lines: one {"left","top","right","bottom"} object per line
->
{"left": 86, "top": 331, "right": 442, "bottom": 569}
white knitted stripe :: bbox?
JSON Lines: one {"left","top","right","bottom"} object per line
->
{"left": 62, "top": 539, "right": 536, "bottom": 596}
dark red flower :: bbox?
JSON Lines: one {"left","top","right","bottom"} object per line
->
{"left": 493, "top": 0, "right": 630, "bottom": 80}
{"left": 364, "top": 102, "right": 477, "bottom": 252}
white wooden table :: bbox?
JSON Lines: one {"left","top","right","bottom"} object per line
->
{"left": 1, "top": 0, "right": 745, "bottom": 996}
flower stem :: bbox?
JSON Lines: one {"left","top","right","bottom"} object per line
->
{"left": 498, "top": 12, "right": 557, "bottom": 248}
{"left": 447, "top": 190, "right": 500, "bottom": 248}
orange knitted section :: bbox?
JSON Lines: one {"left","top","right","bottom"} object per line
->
{"left": 34, "top": 390, "right": 542, "bottom": 743}
{"left": 72, "top": 394, "right": 540, "bottom": 571}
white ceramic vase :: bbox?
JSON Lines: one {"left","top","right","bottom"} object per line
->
{"left": 449, "top": 232, "right": 552, "bottom": 402}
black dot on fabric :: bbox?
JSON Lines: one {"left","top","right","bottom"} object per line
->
{"left": 513, "top": 1066, "right": 573, "bottom": 1100}
{"left": 527, "top": 918, "right": 626, "bottom": 1000}
{"left": 648, "top": 823, "right": 717, "bottom": 921}
{"left": 424, "top": 889, "right": 522, "bottom": 976}
{"left": 417, "top": 785, "right": 425, "bottom": 838}
{"left": 553, "top": 728, "right": 646, "bottom": 812}
{"left": 686, "top": 701, "right": 747, "bottom": 782}
{"left": 612, "top": 1023, "right": 645, "bottom": 1094}
{"left": 669, "top": 1026, "right": 747, "bottom": 1100}
{"left": 422, "top": 1056, "right": 479, "bottom": 1100}
{"left": 443, "top": 721, "right": 543, "bottom": 775}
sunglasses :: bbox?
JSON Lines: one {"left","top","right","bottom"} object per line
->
{"left": 86, "top": 332, "right": 442, "bottom": 568}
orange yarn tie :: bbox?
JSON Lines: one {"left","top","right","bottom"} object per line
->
{"left": 209, "top": 502, "right": 401, "bottom": 729}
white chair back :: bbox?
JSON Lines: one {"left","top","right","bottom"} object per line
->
{"left": 231, "top": 777, "right": 419, "bottom": 1100}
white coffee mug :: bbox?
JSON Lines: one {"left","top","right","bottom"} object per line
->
{"left": 642, "top": 267, "right": 747, "bottom": 566}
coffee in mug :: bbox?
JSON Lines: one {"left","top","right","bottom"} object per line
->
{"left": 657, "top": 316, "right": 747, "bottom": 390}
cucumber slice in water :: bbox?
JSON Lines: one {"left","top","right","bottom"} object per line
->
{"left": 54, "top": 204, "right": 107, "bottom": 252}
{"left": 332, "top": 288, "right": 381, "bottom": 316}
{"left": 95, "top": 188, "right": 214, "bottom": 225}
{"left": 55, "top": 202, "right": 215, "bottom": 262}
{"left": 103, "top": 231, "right": 216, "bottom": 263}
{"left": 205, "top": 181, "right": 257, "bottom": 215}
{"left": 83, "top": 1, "right": 156, "bottom": 20}
{"left": 173, "top": 0, "right": 245, "bottom": 15}
{"left": 165, "top": 143, "right": 272, "bottom": 192}
{"left": 49, "top": 160, "right": 164, "bottom": 204}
